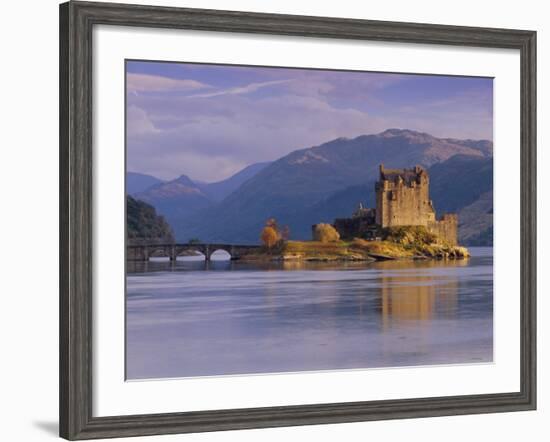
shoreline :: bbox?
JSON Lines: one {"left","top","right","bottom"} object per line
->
{"left": 238, "top": 239, "right": 470, "bottom": 263}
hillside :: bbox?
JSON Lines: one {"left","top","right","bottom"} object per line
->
{"left": 457, "top": 191, "right": 493, "bottom": 245}
{"left": 127, "top": 196, "right": 174, "bottom": 241}
{"left": 195, "top": 162, "right": 270, "bottom": 202}
{"left": 428, "top": 155, "right": 493, "bottom": 245}
{"left": 428, "top": 155, "right": 493, "bottom": 214}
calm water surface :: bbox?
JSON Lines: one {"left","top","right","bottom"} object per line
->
{"left": 126, "top": 247, "right": 493, "bottom": 379}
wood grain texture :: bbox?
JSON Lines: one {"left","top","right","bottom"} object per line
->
{"left": 59, "top": 1, "right": 537, "bottom": 439}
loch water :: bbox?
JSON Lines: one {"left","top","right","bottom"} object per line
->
{"left": 126, "top": 247, "right": 493, "bottom": 379}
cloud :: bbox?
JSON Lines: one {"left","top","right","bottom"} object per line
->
{"left": 189, "top": 79, "right": 292, "bottom": 98}
{"left": 126, "top": 92, "right": 388, "bottom": 181}
{"left": 127, "top": 73, "right": 210, "bottom": 93}
{"left": 127, "top": 105, "right": 159, "bottom": 135}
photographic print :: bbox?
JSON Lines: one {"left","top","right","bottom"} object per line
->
{"left": 125, "top": 60, "right": 494, "bottom": 380}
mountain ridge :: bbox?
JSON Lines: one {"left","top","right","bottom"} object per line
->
{"left": 127, "top": 172, "right": 164, "bottom": 195}
{"left": 196, "top": 162, "right": 271, "bottom": 202}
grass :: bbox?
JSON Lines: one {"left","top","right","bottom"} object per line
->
{"left": 282, "top": 240, "right": 372, "bottom": 261}
{"left": 350, "top": 238, "right": 415, "bottom": 258}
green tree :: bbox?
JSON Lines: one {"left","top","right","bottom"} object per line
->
{"left": 127, "top": 195, "right": 174, "bottom": 241}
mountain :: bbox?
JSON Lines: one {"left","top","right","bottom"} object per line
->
{"left": 132, "top": 163, "right": 271, "bottom": 232}
{"left": 175, "top": 129, "right": 493, "bottom": 244}
{"left": 457, "top": 191, "right": 493, "bottom": 245}
{"left": 196, "top": 162, "right": 271, "bottom": 202}
{"left": 134, "top": 174, "right": 213, "bottom": 229}
{"left": 426, "top": 155, "right": 493, "bottom": 245}
{"left": 443, "top": 138, "right": 493, "bottom": 157}
{"left": 428, "top": 154, "right": 493, "bottom": 214}
{"left": 127, "top": 195, "right": 174, "bottom": 241}
{"left": 127, "top": 172, "right": 164, "bottom": 194}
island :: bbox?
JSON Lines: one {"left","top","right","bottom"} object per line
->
{"left": 241, "top": 164, "right": 470, "bottom": 262}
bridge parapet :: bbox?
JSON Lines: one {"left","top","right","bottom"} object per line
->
{"left": 127, "top": 242, "right": 261, "bottom": 262}
{"left": 128, "top": 238, "right": 174, "bottom": 246}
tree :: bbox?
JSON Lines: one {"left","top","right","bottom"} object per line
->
{"left": 127, "top": 196, "right": 174, "bottom": 242}
{"left": 260, "top": 218, "right": 289, "bottom": 248}
{"left": 313, "top": 223, "right": 340, "bottom": 242}
{"left": 261, "top": 226, "right": 279, "bottom": 248}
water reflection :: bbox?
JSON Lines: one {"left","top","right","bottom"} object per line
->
{"left": 128, "top": 256, "right": 446, "bottom": 273}
{"left": 375, "top": 259, "right": 466, "bottom": 325}
{"left": 126, "top": 248, "right": 493, "bottom": 379}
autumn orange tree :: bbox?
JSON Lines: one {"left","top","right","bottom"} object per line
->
{"left": 260, "top": 218, "right": 289, "bottom": 248}
{"left": 260, "top": 225, "right": 279, "bottom": 248}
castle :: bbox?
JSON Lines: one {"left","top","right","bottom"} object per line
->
{"left": 329, "top": 164, "right": 458, "bottom": 245}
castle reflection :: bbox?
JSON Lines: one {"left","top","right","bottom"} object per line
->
{"left": 373, "top": 259, "right": 467, "bottom": 328}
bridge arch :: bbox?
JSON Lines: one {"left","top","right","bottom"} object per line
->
{"left": 174, "top": 245, "right": 207, "bottom": 260}
{"left": 209, "top": 249, "right": 232, "bottom": 261}
{"left": 147, "top": 246, "right": 171, "bottom": 259}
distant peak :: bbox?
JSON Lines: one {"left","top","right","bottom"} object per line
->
{"left": 173, "top": 174, "right": 196, "bottom": 186}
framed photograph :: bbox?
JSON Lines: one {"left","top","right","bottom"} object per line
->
{"left": 59, "top": 1, "right": 536, "bottom": 439}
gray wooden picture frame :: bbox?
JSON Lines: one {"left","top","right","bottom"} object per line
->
{"left": 59, "top": 1, "right": 537, "bottom": 439}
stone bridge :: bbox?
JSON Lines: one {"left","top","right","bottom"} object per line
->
{"left": 127, "top": 242, "right": 261, "bottom": 261}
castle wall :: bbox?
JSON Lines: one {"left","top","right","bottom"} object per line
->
{"left": 427, "top": 214, "right": 458, "bottom": 246}
{"left": 375, "top": 175, "right": 436, "bottom": 228}
{"left": 332, "top": 216, "right": 378, "bottom": 240}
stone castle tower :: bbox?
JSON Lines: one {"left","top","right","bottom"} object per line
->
{"left": 375, "top": 164, "right": 436, "bottom": 227}
{"left": 327, "top": 164, "right": 458, "bottom": 245}
{"left": 375, "top": 164, "right": 457, "bottom": 245}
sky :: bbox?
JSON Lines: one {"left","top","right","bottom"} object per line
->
{"left": 126, "top": 60, "right": 493, "bottom": 182}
